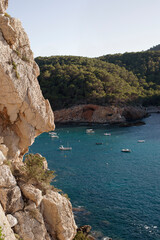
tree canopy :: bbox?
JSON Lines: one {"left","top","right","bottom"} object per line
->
{"left": 35, "top": 56, "right": 142, "bottom": 110}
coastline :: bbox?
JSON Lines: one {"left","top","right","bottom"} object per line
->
{"left": 54, "top": 104, "right": 147, "bottom": 126}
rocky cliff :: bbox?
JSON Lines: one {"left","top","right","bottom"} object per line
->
{"left": 0, "top": 1, "right": 77, "bottom": 239}
{"left": 54, "top": 104, "right": 147, "bottom": 124}
{"left": 0, "top": 0, "right": 54, "bottom": 161}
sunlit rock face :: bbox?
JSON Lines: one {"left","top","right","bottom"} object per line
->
{"left": 0, "top": 1, "right": 55, "bottom": 161}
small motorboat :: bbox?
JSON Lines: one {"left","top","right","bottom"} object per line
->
{"left": 59, "top": 145, "right": 72, "bottom": 151}
{"left": 121, "top": 149, "right": 131, "bottom": 153}
{"left": 51, "top": 134, "right": 59, "bottom": 138}
{"left": 86, "top": 129, "right": 95, "bottom": 134}
{"left": 96, "top": 142, "right": 103, "bottom": 145}
{"left": 138, "top": 140, "right": 145, "bottom": 143}
{"left": 49, "top": 132, "right": 59, "bottom": 138}
{"left": 104, "top": 133, "right": 111, "bottom": 136}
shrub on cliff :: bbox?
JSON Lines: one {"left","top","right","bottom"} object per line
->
{"left": 73, "top": 231, "right": 90, "bottom": 240}
{"left": 0, "top": 227, "right": 5, "bottom": 240}
{"left": 24, "top": 154, "right": 55, "bottom": 185}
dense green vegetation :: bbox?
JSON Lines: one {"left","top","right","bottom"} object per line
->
{"left": 148, "top": 44, "right": 160, "bottom": 51}
{"left": 35, "top": 50, "right": 160, "bottom": 110}
{"left": 36, "top": 56, "right": 142, "bottom": 110}
{"left": 99, "top": 51, "right": 160, "bottom": 105}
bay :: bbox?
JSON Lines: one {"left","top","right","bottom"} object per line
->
{"left": 29, "top": 114, "right": 160, "bottom": 240}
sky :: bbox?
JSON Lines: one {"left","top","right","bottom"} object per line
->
{"left": 8, "top": 0, "right": 160, "bottom": 58}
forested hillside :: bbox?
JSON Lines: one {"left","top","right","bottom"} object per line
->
{"left": 99, "top": 51, "right": 160, "bottom": 105}
{"left": 35, "top": 56, "right": 142, "bottom": 110}
{"left": 36, "top": 52, "right": 160, "bottom": 110}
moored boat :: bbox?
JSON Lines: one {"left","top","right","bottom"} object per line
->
{"left": 86, "top": 129, "right": 95, "bottom": 133}
{"left": 59, "top": 145, "right": 72, "bottom": 151}
{"left": 137, "top": 140, "right": 145, "bottom": 143}
{"left": 121, "top": 149, "right": 131, "bottom": 153}
{"left": 104, "top": 133, "right": 111, "bottom": 136}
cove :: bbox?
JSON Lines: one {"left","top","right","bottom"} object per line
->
{"left": 29, "top": 113, "right": 160, "bottom": 240}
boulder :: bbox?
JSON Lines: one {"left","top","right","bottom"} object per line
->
{"left": 7, "top": 214, "right": 18, "bottom": 227}
{"left": 14, "top": 210, "right": 51, "bottom": 240}
{"left": 0, "top": 165, "right": 16, "bottom": 188}
{"left": 20, "top": 183, "right": 42, "bottom": 206}
{"left": 41, "top": 191, "right": 77, "bottom": 240}
{"left": 0, "top": 203, "right": 16, "bottom": 240}
{"left": 0, "top": 185, "right": 24, "bottom": 213}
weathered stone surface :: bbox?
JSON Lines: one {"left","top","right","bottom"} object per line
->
{"left": 0, "top": 15, "right": 16, "bottom": 45}
{"left": 0, "top": 0, "right": 8, "bottom": 13}
{"left": 0, "top": 185, "right": 24, "bottom": 213}
{"left": 20, "top": 183, "right": 42, "bottom": 206}
{"left": 0, "top": 165, "right": 16, "bottom": 187}
{"left": 14, "top": 210, "right": 51, "bottom": 240}
{"left": 7, "top": 214, "right": 18, "bottom": 227}
{"left": 0, "top": 144, "right": 8, "bottom": 157}
{"left": 54, "top": 104, "right": 147, "bottom": 124}
{"left": 0, "top": 150, "right": 5, "bottom": 165}
{"left": 0, "top": 203, "right": 16, "bottom": 240}
{"left": 0, "top": 11, "right": 55, "bottom": 161}
{"left": 41, "top": 191, "right": 77, "bottom": 240}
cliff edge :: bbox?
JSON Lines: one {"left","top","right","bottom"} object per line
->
{"left": 0, "top": 1, "right": 77, "bottom": 239}
{"left": 0, "top": 0, "right": 54, "bottom": 161}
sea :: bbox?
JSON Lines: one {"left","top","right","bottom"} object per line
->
{"left": 29, "top": 113, "right": 160, "bottom": 240}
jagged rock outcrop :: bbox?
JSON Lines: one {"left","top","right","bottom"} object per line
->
{"left": 0, "top": 1, "right": 77, "bottom": 240}
{"left": 54, "top": 104, "right": 147, "bottom": 124}
{"left": 41, "top": 191, "right": 77, "bottom": 240}
{"left": 0, "top": 160, "right": 77, "bottom": 240}
{"left": 0, "top": 203, "right": 16, "bottom": 240}
{"left": 0, "top": 0, "right": 55, "bottom": 161}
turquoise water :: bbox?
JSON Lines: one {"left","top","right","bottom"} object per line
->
{"left": 29, "top": 114, "right": 160, "bottom": 240}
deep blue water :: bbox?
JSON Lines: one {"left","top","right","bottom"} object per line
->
{"left": 29, "top": 114, "right": 160, "bottom": 240}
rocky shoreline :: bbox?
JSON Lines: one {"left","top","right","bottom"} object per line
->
{"left": 54, "top": 104, "right": 148, "bottom": 125}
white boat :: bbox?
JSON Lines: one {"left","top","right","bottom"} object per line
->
{"left": 138, "top": 140, "right": 145, "bottom": 143}
{"left": 86, "top": 129, "right": 95, "bottom": 133}
{"left": 104, "top": 133, "right": 111, "bottom": 136}
{"left": 51, "top": 135, "right": 59, "bottom": 138}
{"left": 59, "top": 145, "right": 72, "bottom": 151}
{"left": 49, "top": 132, "right": 56, "bottom": 135}
{"left": 121, "top": 149, "right": 131, "bottom": 153}
{"left": 49, "top": 132, "right": 59, "bottom": 138}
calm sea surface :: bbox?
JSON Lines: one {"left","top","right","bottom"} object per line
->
{"left": 29, "top": 114, "right": 160, "bottom": 240}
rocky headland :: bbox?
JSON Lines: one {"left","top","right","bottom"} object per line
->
{"left": 54, "top": 104, "right": 147, "bottom": 125}
{"left": 0, "top": 1, "right": 77, "bottom": 239}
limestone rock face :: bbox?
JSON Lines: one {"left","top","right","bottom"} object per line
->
{"left": 0, "top": 203, "right": 16, "bottom": 240}
{"left": 0, "top": 185, "right": 24, "bottom": 213}
{"left": 14, "top": 210, "right": 51, "bottom": 240}
{"left": 0, "top": 7, "right": 55, "bottom": 160}
{"left": 0, "top": 0, "right": 8, "bottom": 13}
{"left": 54, "top": 104, "right": 147, "bottom": 124}
{"left": 0, "top": 165, "right": 16, "bottom": 187}
{"left": 41, "top": 191, "right": 77, "bottom": 240}
{"left": 20, "top": 183, "right": 42, "bottom": 206}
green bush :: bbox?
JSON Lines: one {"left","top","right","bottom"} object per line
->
{"left": 0, "top": 226, "right": 5, "bottom": 240}
{"left": 73, "top": 231, "right": 90, "bottom": 240}
{"left": 24, "top": 154, "right": 55, "bottom": 185}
